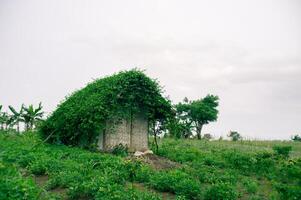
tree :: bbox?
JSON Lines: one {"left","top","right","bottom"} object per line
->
{"left": 149, "top": 120, "right": 164, "bottom": 153}
{"left": 8, "top": 105, "right": 24, "bottom": 132}
{"left": 228, "top": 131, "right": 242, "bottom": 141}
{"left": 166, "top": 117, "right": 192, "bottom": 139}
{"left": 176, "top": 95, "right": 219, "bottom": 139}
{"left": 0, "top": 105, "right": 7, "bottom": 130}
{"left": 22, "top": 103, "right": 44, "bottom": 130}
{"left": 291, "top": 134, "right": 301, "bottom": 142}
{"left": 0, "top": 112, "right": 10, "bottom": 130}
{"left": 149, "top": 100, "right": 173, "bottom": 153}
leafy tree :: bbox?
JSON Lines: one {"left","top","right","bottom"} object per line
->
{"left": 291, "top": 134, "right": 301, "bottom": 142}
{"left": 8, "top": 105, "right": 24, "bottom": 132}
{"left": 176, "top": 95, "right": 219, "bottom": 139}
{"left": 149, "top": 120, "right": 164, "bottom": 153}
{"left": 22, "top": 103, "right": 44, "bottom": 130}
{"left": 165, "top": 117, "right": 191, "bottom": 139}
{"left": 228, "top": 131, "right": 242, "bottom": 141}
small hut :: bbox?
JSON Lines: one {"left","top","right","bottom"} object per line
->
{"left": 40, "top": 69, "right": 171, "bottom": 152}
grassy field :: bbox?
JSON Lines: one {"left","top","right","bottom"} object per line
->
{"left": 1, "top": 131, "right": 300, "bottom": 200}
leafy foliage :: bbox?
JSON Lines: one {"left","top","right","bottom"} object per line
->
{"left": 40, "top": 69, "right": 172, "bottom": 148}
{"left": 273, "top": 145, "right": 292, "bottom": 158}
{"left": 155, "top": 138, "right": 301, "bottom": 200}
{"left": 291, "top": 134, "right": 301, "bottom": 142}
{"left": 8, "top": 105, "right": 24, "bottom": 132}
{"left": 21, "top": 103, "right": 44, "bottom": 131}
{"left": 175, "top": 95, "right": 219, "bottom": 139}
{"left": 204, "top": 182, "right": 238, "bottom": 200}
{"left": 0, "top": 161, "right": 45, "bottom": 200}
{"left": 111, "top": 143, "right": 129, "bottom": 157}
{"left": 0, "top": 132, "right": 162, "bottom": 200}
{"left": 228, "top": 131, "right": 242, "bottom": 141}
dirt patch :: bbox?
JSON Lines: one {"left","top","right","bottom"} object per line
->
{"left": 34, "top": 175, "right": 49, "bottom": 187}
{"left": 50, "top": 187, "right": 68, "bottom": 199}
{"left": 127, "top": 182, "right": 176, "bottom": 200}
{"left": 137, "top": 154, "right": 180, "bottom": 170}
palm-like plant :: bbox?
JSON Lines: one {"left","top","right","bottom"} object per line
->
{"left": 0, "top": 112, "right": 10, "bottom": 130}
{"left": 22, "top": 103, "right": 44, "bottom": 131}
{"left": 0, "top": 105, "right": 4, "bottom": 130}
{"left": 8, "top": 105, "right": 24, "bottom": 132}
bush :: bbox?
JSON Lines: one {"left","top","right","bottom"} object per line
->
{"left": 273, "top": 145, "right": 292, "bottom": 158}
{"left": 111, "top": 144, "right": 128, "bottom": 157}
{"left": 0, "top": 162, "right": 41, "bottom": 200}
{"left": 243, "top": 179, "right": 258, "bottom": 194}
{"left": 274, "top": 183, "right": 301, "bottom": 200}
{"left": 149, "top": 170, "right": 202, "bottom": 199}
{"left": 204, "top": 182, "right": 238, "bottom": 200}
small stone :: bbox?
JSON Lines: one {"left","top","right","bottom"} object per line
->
{"left": 144, "top": 150, "right": 153, "bottom": 155}
{"left": 134, "top": 151, "right": 144, "bottom": 157}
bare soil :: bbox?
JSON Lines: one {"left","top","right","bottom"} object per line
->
{"left": 131, "top": 153, "right": 180, "bottom": 170}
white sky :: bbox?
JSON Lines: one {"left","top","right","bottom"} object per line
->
{"left": 0, "top": 0, "right": 300, "bottom": 139}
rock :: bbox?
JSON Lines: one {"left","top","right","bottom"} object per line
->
{"left": 133, "top": 150, "right": 153, "bottom": 157}
{"left": 134, "top": 151, "right": 144, "bottom": 157}
{"left": 144, "top": 150, "right": 153, "bottom": 155}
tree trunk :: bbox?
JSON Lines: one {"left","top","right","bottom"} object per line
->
{"left": 196, "top": 123, "right": 203, "bottom": 140}
{"left": 153, "top": 121, "right": 159, "bottom": 153}
{"left": 17, "top": 122, "right": 20, "bottom": 133}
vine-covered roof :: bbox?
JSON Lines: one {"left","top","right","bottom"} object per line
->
{"left": 40, "top": 69, "right": 171, "bottom": 148}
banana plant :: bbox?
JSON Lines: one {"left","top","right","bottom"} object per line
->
{"left": 0, "top": 112, "right": 10, "bottom": 130}
{"left": 21, "top": 102, "right": 44, "bottom": 131}
{"left": 8, "top": 105, "right": 24, "bottom": 132}
{"left": 0, "top": 105, "right": 4, "bottom": 129}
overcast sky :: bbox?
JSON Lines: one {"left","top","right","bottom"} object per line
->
{"left": 0, "top": 0, "right": 300, "bottom": 139}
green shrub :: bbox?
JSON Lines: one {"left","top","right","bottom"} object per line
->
{"left": 0, "top": 162, "right": 41, "bottom": 200}
{"left": 95, "top": 184, "right": 161, "bottom": 200}
{"left": 111, "top": 144, "right": 128, "bottom": 157}
{"left": 204, "top": 182, "right": 238, "bottom": 200}
{"left": 273, "top": 145, "right": 292, "bottom": 158}
{"left": 149, "top": 170, "right": 202, "bottom": 199}
{"left": 274, "top": 183, "right": 301, "bottom": 200}
{"left": 133, "top": 164, "right": 153, "bottom": 183}
{"left": 243, "top": 179, "right": 258, "bottom": 194}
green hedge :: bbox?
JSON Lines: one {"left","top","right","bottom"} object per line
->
{"left": 40, "top": 69, "right": 171, "bottom": 148}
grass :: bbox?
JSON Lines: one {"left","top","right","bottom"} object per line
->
{"left": 153, "top": 138, "right": 301, "bottom": 200}
{"left": 1, "top": 131, "right": 301, "bottom": 200}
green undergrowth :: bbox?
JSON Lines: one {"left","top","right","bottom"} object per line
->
{"left": 1, "top": 132, "right": 301, "bottom": 200}
{"left": 154, "top": 138, "right": 301, "bottom": 200}
{"left": 0, "top": 132, "right": 160, "bottom": 199}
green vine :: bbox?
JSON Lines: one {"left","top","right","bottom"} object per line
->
{"left": 39, "top": 69, "right": 171, "bottom": 148}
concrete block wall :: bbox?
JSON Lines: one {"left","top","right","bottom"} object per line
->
{"left": 97, "top": 113, "right": 149, "bottom": 152}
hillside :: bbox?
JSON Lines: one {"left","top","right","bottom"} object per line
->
{"left": 0, "top": 131, "right": 300, "bottom": 200}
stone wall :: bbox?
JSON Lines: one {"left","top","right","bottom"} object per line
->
{"left": 130, "top": 112, "right": 148, "bottom": 152}
{"left": 97, "top": 113, "right": 148, "bottom": 152}
{"left": 104, "top": 119, "right": 131, "bottom": 150}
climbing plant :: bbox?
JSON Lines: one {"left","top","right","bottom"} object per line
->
{"left": 39, "top": 69, "right": 172, "bottom": 148}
